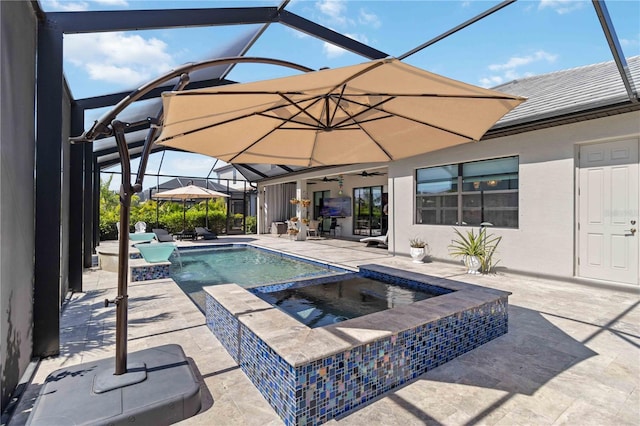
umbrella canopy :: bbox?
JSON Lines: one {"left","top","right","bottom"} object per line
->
{"left": 152, "top": 184, "right": 230, "bottom": 201}
{"left": 156, "top": 58, "right": 526, "bottom": 167}
{"left": 152, "top": 184, "right": 229, "bottom": 231}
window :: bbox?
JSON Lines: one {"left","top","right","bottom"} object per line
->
{"left": 353, "top": 186, "right": 383, "bottom": 236}
{"left": 416, "top": 156, "right": 519, "bottom": 228}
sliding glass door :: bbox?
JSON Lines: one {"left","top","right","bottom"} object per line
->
{"left": 353, "top": 186, "right": 383, "bottom": 236}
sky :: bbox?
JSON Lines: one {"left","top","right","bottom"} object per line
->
{"left": 40, "top": 0, "right": 640, "bottom": 190}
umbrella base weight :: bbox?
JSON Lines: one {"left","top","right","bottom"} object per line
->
{"left": 93, "top": 362, "right": 147, "bottom": 393}
{"left": 27, "top": 344, "right": 201, "bottom": 425}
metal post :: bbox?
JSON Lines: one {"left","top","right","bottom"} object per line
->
{"left": 113, "top": 120, "right": 132, "bottom": 375}
{"left": 34, "top": 20, "right": 63, "bottom": 357}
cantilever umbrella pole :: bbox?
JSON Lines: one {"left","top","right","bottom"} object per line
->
{"left": 111, "top": 74, "right": 191, "bottom": 376}
{"left": 85, "top": 58, "right": 313, "bottom": 377}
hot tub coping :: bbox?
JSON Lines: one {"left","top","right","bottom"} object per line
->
{"left": 204, "top": 264, "right": 511, "bottom": 367}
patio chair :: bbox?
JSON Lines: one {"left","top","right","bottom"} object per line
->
{"left": 321, "top": 217, "right": 340, "bottom": 236}
{"left": 152, "top": 228, "right": 175, "bottom": 242}
{"left": 195, "top": 227, "right": 218, "bottom": 240}
{"left": 307, "top": 220, "right": 320, "bottom": 239}
{"left": 134, "top": 221, "right": 147, "bottom": 233}
{"left": 359, "top": 231, "right": 389, "bottom": 247}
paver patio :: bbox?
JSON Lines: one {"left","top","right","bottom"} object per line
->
{"left": 9, "top": 235, "right": 639, "bottom": 425}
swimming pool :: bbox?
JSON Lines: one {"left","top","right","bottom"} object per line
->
{"left": 253, "top": 276, "right": 446, "bottom": 328}
{"left": 170, "top": 245, "right": 346, "bottom": 311}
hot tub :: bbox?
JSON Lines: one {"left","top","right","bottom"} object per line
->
{"left": 205, "top": 264, "right": 510, "bottom": 426}
{"left": 252, "top": 274, "right": 452, "bottom": 328}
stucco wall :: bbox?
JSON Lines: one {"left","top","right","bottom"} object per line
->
{"left": 1, "top": 1, "right": 37, "bottom": 409}
{"left": 389, "top": 111, "right": 640, "bottom": 278}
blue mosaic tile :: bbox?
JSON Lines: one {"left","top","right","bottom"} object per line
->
{"left": 130, "top": 264, "right": 170, "bottom": 282}
{"left": 205, "top": 280, "right": 509, "bottom": 426}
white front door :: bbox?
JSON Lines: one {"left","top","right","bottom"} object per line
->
{"left": 578, "top": 139, "right": 639, "bottom": 285}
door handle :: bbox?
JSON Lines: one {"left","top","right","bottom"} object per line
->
{"left": 624, "top": 228, "right": 636, "bottom": 235}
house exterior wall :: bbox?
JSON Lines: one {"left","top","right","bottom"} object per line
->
{"left": 389, "top": 111, "right": 640, "bottom": 278}
{"left": 0, "top": 1, "right": 37, "bottom": 409}
{"left": 258, "top": 111, "right": 638, "bottom": 283}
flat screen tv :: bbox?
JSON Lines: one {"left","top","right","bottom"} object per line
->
{"left": 320, "top": 197, "right": 351, "bottom": 217}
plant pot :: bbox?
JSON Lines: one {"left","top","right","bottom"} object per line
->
{"left": 464, "top": 255, "right": 481, "bottom": 274}
{"left": 410, "top": 247, "right": 425, "bottom": 263}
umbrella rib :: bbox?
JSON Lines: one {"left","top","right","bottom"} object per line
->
{"left": 328, "top": 85, "right": 348, "bottom": 127}
{"left": 227, "top": 120, "right": 289, "bottom": 163}
{"left": 278, "top": 92, "right": 328, "bottom": 129}
{"left": 161, "top": 94, "right": 325, "bottom": 142}
{"left": 331, "top": 94, "right": 481, "bottom": 140}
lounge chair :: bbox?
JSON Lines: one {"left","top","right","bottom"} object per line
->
{"left": 359, "top": 231, "right": 389, "bottom": 247}
{"left": 195, "top": 227, "right": 217, "bottom": 240}
{"left": 152, "top": 228, "right": 175, "bottom": 242}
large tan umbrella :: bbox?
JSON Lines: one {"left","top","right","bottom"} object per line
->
{"left": 155, "top": 58, "right": 525, "bottom": 166}
{"left": 152, "top": 184, "right": 229, "bottom": 231}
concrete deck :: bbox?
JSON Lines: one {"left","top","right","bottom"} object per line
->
{"left": 9, "top": 235, "right": 640, "bottom": 425}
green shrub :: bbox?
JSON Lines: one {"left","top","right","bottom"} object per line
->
{"left": 245, "top": 216, "right": 257, "bottom": 234}
{"left": 98, "top": 179, "right": 241, "bottom": 240}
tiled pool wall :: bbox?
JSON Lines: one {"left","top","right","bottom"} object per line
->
{"left": 205, "top": 265, "right": 510, "bottom": 426}
{"left": 250, "top": 271, "right": 358, "bottom": 294}
{"left": 130, "top": 263, "right": 171, "bottom": 282}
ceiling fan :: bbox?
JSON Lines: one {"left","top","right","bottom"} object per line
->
{"left": 311, "top": 176, "right": 339, "bottom": 182}
{"left": 356, "top": 171, "right": 386, "bottom": 177}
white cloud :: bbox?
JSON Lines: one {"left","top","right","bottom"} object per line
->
{"left": 479, "top": 75, "right": 505, "bottom": 87}
{"left": 488, "top": 51, "right": 558, "bottom": 71}
{"left": 479, "top": 50, "right": 556, "bottom": 87}
{"left": 620, "top": 36, "right": 639, "bottom": 50}
{"left": 322, "top": 33, "right": 368, "bottom": 58}
{"left": 43, "top": 0, "right": 128, "bottom": 11}
{"left": 64, "top": 32, "right": 175, "bottom": 86}
{"left": 538, "top": 0, "right": 583, "bottom": 15}
{"left": 316, "top": 0, "right": 351, "bottom": 27}
{"left": 358, "top": 9, "right": 381, "bottom": 29}
{"left": 46, "top": 0, "right": 90, "bottom": 11}
{"left": 95, "top": 0, "right": 129, "bottom": 5}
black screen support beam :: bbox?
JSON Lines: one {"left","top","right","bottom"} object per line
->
{"left": 46, "top": 7, "right": 280, "bottom": 33}
{"left": 69, "top": 104, "right": 85, "bottom": 292}
{"left": 83, "top": 140, "right": 94, "bottom": 268}
{"left": 398, "top": 0, "right": 516, "bottom": 61}
{"left": 33, "top": 19, "right": 63, "bottom": 357}
{"left": 592, "top": 0, "right": 638, "bottom": 102}
{"left": 93, "top": 159, "right": 101, "bottom": 253}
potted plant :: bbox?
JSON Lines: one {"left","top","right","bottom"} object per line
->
{"left": 301, "top": 199, "right": 311, "bottom": 207}
{"left": 409, "top": 237, "right": 429, "bottom": 263}
{"left": 290, "top": 198, "right": 300, "bottom": 205}
{"left": 448, "top": 227, "right": 502, "bottom": 274}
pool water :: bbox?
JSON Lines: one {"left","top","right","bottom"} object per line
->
{"left": 254, "top": 276, "right": 441, "bottom": 328}
{"left": 170, "top": 246, "right": 340, "bottom": 311}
